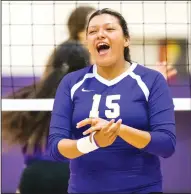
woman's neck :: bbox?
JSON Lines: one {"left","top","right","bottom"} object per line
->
{"left": 96, "top": 60, "right": 130, "bottom": 81}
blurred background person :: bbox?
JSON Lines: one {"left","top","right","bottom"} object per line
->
{"left": 2, "top": 6, "right": 96, "bottom": 193}
{"left": 67, "top": 6, "right": 95, "bottom": 45}
{"left": 2, "top": 40, "right": 90, "bottom": 194}
{"left": 42, "top": 6, "right": 96, "bottom": 78}
{"left": 67, "top": 6, "right": 96, "bottom": 64}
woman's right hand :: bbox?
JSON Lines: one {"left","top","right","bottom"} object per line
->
{"left": 155, "top": 61, "right": 177, "bottom": 80}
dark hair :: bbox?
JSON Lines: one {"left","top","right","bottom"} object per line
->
{"left": 67, "top": 6, "right": 95, "bottom": 40}
{"left": 86, "top": 8, "right": 131, "bottom": 63}
{"left": 2, "top": 40, "right": 90, "bottom": 154}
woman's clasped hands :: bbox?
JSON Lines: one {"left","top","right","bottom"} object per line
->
{"left": 76, "top": 118, "right": 122, "bottom": 147}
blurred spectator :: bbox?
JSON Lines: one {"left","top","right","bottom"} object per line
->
{"left": 67, "top": 6, "right": 96, "bottom": 45}
{"left": 67, "top": 6, "right": 96, "bottom": 64}
{"left": 2, "top": 40, "right": 90, "bottom": 194}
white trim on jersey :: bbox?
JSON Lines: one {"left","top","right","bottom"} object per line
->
{"left": 71, "top": 73, "right": 94, "bottom": 100}
{"left": 70, "top": 63, "right": 150, "bottom": 102}
{"left": 129, "top": 71, "right": 150, "bottom": 101}
{"left": 93, "top": 63, "right": 137, "bottom": 86}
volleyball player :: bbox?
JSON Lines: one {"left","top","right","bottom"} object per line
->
{"left": 2, "top": 40, "right": 90, "bottom": 194}
{"left": 47, "top": 8, "right": 176, "bottom": 193}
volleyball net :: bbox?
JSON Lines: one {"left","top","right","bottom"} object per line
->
{"left": 2, "top": 1, "right": 191, "bottom": 111}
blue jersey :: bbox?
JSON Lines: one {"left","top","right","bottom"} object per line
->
{"left": 47, "top": 63, "right": 176, "bottom": 193}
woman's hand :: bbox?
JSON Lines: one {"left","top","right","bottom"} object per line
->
{"left": 155, "top": 61, "right": 177, "bottom": 80}
{"left": 77, "top": 118, "right": 122, "bottom": 147}
{"left": 77, "top": 117, "right": 109, "bottom": 131}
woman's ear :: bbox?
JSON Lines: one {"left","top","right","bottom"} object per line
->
{"left": 124, "top": 38, "right": 129, "bottom": 47}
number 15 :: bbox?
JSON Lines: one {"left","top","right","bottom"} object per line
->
{"left": 89, "top": 94, "right": 121, "bottom": 119}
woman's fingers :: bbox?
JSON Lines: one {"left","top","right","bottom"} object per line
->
{"left": 167, "top": 68, "right": 177, "bottom": 78}
{"left": 81, "top": 118, "right": 122, "bottom": 140}
{"left": 76, "top": 118, "right": 98, "bottom": 128}
{"left": 155, "top": 61, "right": 177, "bottom": 79}
{"left": 83, "top": 119, "right": 114, "bottom": 135}
{"left": 106, "top": 119, "right": 122, "bottom": 144}
{"left": 91, "top": 118, "right": 99, "bottom": 126}
{"left": 82, "top": 125, "right": 102, "bottom": 135}
{"left": 104, "top": 119, "right": 122, "bottom": 136}
{"left": 102, "top": 119, "right": 115, "bottom": 132}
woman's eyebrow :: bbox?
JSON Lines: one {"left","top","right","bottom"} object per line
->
{"left": 89, "top": 22, "right": 116, "bottom": 28}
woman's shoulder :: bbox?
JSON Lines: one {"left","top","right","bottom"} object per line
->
{"left": 58, "top": 65, "right": 93, "bottom": 89}
{"left": 133, "top": 63, "right": 169, "bottom": 94}
{"left": 67, "top": 65, "right": 93, "bottom": 79}
{"left": 134, "top": 63, "right": 164, "bottom": 78}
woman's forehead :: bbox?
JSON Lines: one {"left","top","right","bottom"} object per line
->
{"left": 88, "top": 14, "right": 119, "bottom": 28}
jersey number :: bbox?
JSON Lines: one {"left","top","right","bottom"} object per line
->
{"left": 89, "top": 94, "right": 121, "bottom": 119}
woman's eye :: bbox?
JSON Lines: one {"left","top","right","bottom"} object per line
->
{"left": 107, "top": 28, "right": 114, "bottom": 31}
{"left": 89, "top": 30, "right": 96, "bottom": 34}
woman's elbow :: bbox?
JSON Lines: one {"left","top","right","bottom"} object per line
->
{"left": 62, "top": 153, "right": 76, "bottom": 160}
{"left": 162, "top": 138, "right": 176, "bottom": 158}
{"left": 57, "top": 145, "right": 79, "bottom": 160}
{"left": 46, "top": 139, "right": 69, "bottom": 162}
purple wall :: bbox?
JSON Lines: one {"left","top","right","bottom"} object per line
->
{"left": 2, "top": 76, "right": 191, "bottom": 193}
{"left": 161, "top": 111, "right": 191, "bottom": 193}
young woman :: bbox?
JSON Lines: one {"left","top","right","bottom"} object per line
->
{"left": 47, "top": 8, "right": 176, "bottom": 193}
{"left": 2, "top": 40, "right": 90, "bottom": 194}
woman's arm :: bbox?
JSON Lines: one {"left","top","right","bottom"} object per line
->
{"left": 118, "top": 125, "right": 151, "bottom": 149}
{"left": 57, "top": 134, "right": 101, "bottom": 159}
{"left": 47, "top": 74, "right": 99, "bottom": 161}
{"left": 118, "top": 73, "right": 176, "bottom": 158}
{"left": 57, "top": 139, "right": 82, "bottom": 159}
